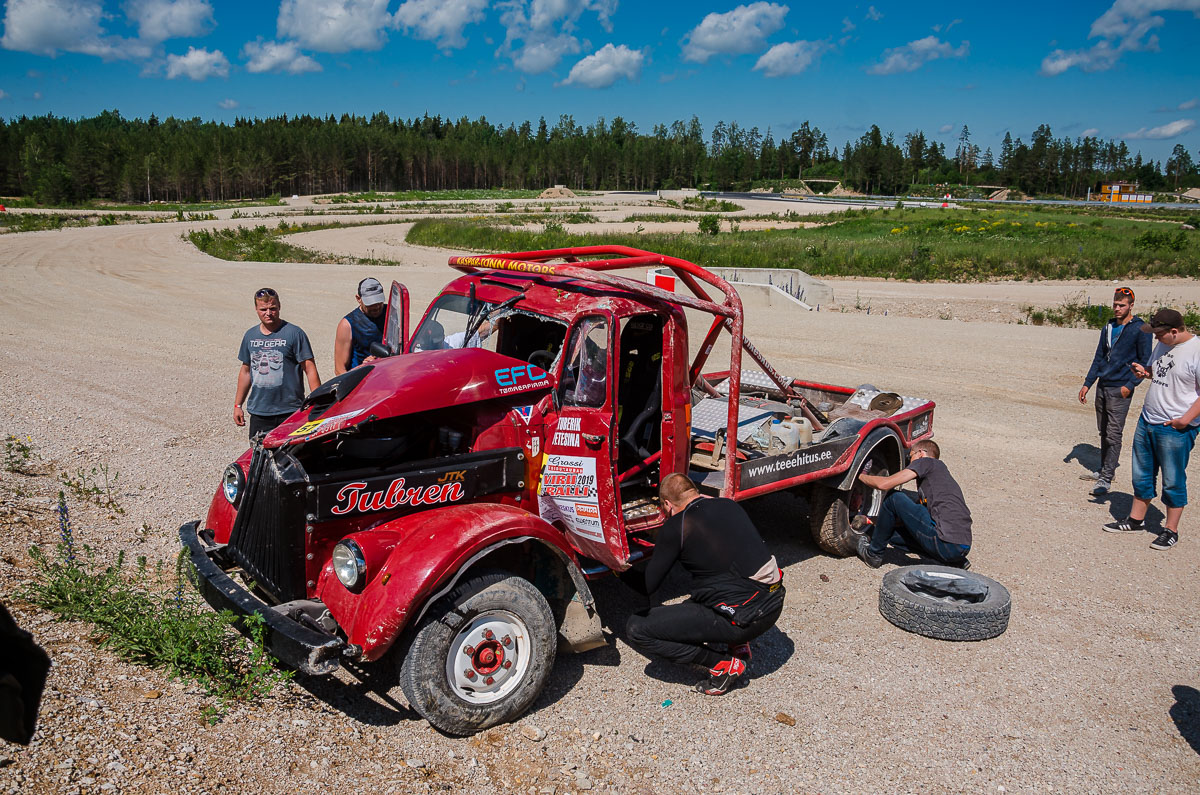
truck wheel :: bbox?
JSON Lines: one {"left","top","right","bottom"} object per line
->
{"left": 809, "top": 456, "right": 890, "bottom": 556}
{"left": 399, "top": 572, "right": 556, "bottom": 736}
{"left": 879, "top": 565, "right": 1011, "bottom": 641}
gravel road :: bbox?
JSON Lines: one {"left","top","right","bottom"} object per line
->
{"left": 1, "top": 195, "right": 1198, "bottom": 793}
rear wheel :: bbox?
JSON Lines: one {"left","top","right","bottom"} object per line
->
{"left": 809, "top": 455, "right": 890, "bottom": 556}
{"left": 399, "top": 572, "right": 556, "bottom": 736}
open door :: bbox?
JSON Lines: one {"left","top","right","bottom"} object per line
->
{"left": 538, "top": 313, "right": 630, "bottom": 570}
{"left": 383, "top": 281, "right": 409, "bottom": 355}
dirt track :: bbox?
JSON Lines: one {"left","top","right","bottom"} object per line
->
{"left": 1, "top": 197, "right": 1198, "bottom": 793}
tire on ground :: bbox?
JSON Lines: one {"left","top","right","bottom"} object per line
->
{"left": 878, "top": 565, "right": 1011, "bottom": 641}
{"left": 399, "top": 571, "right": 556, "bottom": 736}
{"left": 809, "top": 457, "right": 890, "bottom": 556}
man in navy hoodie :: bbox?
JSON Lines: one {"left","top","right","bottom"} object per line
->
{"left": 1079, "top": 287, "right": 1152, "bottom": 495}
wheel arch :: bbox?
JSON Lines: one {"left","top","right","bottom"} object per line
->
{"left": 834, "top": 426, "right": 905, "bottom": 491}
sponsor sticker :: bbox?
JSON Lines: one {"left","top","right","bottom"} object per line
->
{"left": 495, "top": 364, "right": 549, "bottom": 395}
{"left": 538, "top": 454, "right": 603, "bottom": 543}
{"left": 288, "top": 409, "right": 364, "bottom": 438}
{"left": 910, "top": 411, "right": 931, "bottom": 439}
{"left": 513, "top": 405, "right": 534, "bottom": 423}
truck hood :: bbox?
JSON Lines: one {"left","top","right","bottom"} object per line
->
{"left": 265, "top": 348, "right": 552, "bottom": 447}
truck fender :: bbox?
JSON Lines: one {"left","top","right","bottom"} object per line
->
{"left": 834, "top": 426, "right": 905, "bottom": 491}
{"left": 316, "top": 503, "right": 593, "bottom": 661}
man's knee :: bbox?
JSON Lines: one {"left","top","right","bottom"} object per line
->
{"left": 625, "top": 612, "right": 651, "bottom": 646}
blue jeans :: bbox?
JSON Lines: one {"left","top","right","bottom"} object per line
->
{"left": 1131, "top": 417, "right": 1199, "bottom": 509}
{"left": 867, "top": 491, "right": 970, "bottom": 564}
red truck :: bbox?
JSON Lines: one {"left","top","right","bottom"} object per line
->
{"left": 180, "top": 245, "right": 935, "bottom": 735}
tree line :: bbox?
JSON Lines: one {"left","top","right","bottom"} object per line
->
{"left": 3, "top": 109, "right": 1197, "bottom": 205}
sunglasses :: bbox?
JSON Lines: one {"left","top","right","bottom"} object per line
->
{"left": 255, "top": 287, "right": 278, "bottom": 299}
{"left": 1114, "top": 288, "right": 1134, "bottom": 300}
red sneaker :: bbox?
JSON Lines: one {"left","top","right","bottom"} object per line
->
{"left": 696, "top": 657, "right": 747, "bottom": 695}
{"left": 728, "top": 642, "right": 752, "bottom": 662}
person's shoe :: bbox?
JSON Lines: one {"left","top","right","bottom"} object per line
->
{"left": 728, "top": 642, "right": 752, "bottom": 663}
{"left": 950, "top": 557, "right": 971, "bottom": 571}
{"left": 1091, "top": 480, "right": 1110, "bottom": 496}
{"left": 1103, "top": 517, "right": 1144, "bottom": 533}
{"left": 856, "top": 534, "right": 883, "bottom": 568}
{"left": 1079, "top": 471, "right": 1100, "bottom": 481}
{"left": 695, "top": 657, "right": 747, "bottom": 696}
{"left": 851, "top": 514, "right": 873, "bottom": 534}
{"left": 1150, "top": 530, "right": 1179, "bottom": 550}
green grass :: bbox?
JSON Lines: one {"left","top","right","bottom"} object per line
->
{"left": 22, "top": 494, "right": 291, "bottom": 712}
{"left": 0, "top": 212, "right": 140, "bottom": 232}
{"left": 1022, "top": 296, "right": 1200, "bottom": 329}
{"left": 0, "top": 195, "right": 284, "bottom": 212}
{"left": 328, "top": 189, "right": 547, "bottom": 203}
{"left": 187, "top": 222, "right": 338, "bottom": 262}
{"left": 405, "top": 206, "right": 1200, "bottom": 281}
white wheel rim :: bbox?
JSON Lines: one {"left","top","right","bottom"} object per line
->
{"left": 445, "top": 610, "right": 533, "bottom": 704}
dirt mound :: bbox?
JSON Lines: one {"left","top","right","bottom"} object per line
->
{"left": 828, "top": 184, "right": 863, "bottom": 197}
{"left": 539, "top": 186, "right": 577, "bottom": 199}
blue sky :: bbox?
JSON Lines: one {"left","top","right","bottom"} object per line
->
{"left": 1, "top": 1, "right": 1198, "bottom": 163}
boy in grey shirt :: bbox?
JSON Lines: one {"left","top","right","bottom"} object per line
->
{"left": 234, "top": 287, "right": 321, "bottom": 439}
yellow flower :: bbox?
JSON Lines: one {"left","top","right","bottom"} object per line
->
{"left": 890, "top": 227, "right": 903, "bottom": 234}
{"left": 1010, "top": 222, "right": 1021, "bottom": 227}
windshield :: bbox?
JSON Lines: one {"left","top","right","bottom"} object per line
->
{"left": 411, "top": 293, "right": 499, "bottom": 353}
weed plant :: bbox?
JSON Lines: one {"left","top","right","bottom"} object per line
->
{"left": 1023, "top": 296, "right": 1200, "bottom": 329}
{"left": 406, "top": 206, "right": 1200, "bottom": 282}
{"left": 187, "top": 224, "right": 326, "bottom": 262}
{"left": 23, "top": 493, "right": 290, "bottom": 711}
{"left": 4, "top": 434, "right": 40, "bottom": 474}
{"left": 329, "top": 189, "right": 544, "bottom": 203}
{"left": 60, "top": 463, "right": 124, "bottom": 514}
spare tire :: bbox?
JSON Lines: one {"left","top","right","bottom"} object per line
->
{"left": 878, "top": 565, "right": 1010, "bottom": 641}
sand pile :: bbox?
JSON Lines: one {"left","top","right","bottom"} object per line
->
{"left": 539, "top": 186, "right": 577, "bottom": 198}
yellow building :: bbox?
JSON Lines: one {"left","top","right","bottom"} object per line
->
{"left": 1096, "top": 181, "right": 1153, "bottom": 203}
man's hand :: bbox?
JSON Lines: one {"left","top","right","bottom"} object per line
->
{"left": 1120, "top": 386, "right": 1132, "bottom": 399}
{"left": 1078, "top": 384, "right": 1089, "bottom": 404}
{"left": 360, "top": 355, "right": 378, "bottom": 366}
{"left": 1130, "top": 362, "right": 1149, "bottom": 380}
{"left": 234, "top": 405, "right": 246, "bottom": 426}
{"left": 1168, "top": 417, "right": 1193, "bottom": 430}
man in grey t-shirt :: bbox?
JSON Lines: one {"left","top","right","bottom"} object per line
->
{"left": 852, "top": 439, "right": 973, "bottom": 569}
{"left": 234, "top": 287, "right": 321, "bottom": 439}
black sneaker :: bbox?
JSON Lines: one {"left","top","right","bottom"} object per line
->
{"left": 949, "top": 557, "right": 971, "bottom": 571}
{"left": 1150, "top": 530, "right": 1178, "bottom": 550}
{"left": 856, "top": 534, "right": 883, "bottom": 568}
{"left": 1103, "top": 517, "right": 1144, "bottom": 533}
{"left": 695, "top": 657, "right": 746, "bottom": 696}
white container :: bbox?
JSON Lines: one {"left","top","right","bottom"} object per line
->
{"left": 770, "top": 417, "right": 813, "bottom": 453}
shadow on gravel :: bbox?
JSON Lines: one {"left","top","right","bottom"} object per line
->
{"left": 1170, "top": 685, "right": 1200, "bottom": 755}
{"left": 745, "top": 490, "right": 822, "bottom": 569}
{"left": 637, "top": 624, "right": 794, "bottom": 688}
{"left": 291, "top": 664, "right": 418, "bottom": 727}
{"left": 1063, "top": 443, "right": 1101, "bottom": 474}
{"left": 1094, "top": 491, "right": 1164, "bottom": 529}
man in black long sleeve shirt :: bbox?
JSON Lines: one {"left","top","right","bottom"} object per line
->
{"left": 626, "top": 474, "right": 784, "bottom": 695}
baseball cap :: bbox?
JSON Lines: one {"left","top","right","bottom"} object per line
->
{"left": 1142, "top": 308, "right": 1184, "bottom": 333}
{"left": 358, "top": 277, "right": 385, "bottom": 306}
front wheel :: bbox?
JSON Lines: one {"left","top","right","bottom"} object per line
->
{"left": 399, "top": 572, "right": 556, "bottom": 736}
{"left": 809, "top": 455, "right": 891, "bottom": 556}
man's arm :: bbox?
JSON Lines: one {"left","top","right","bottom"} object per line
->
{"left": 1080, "top": 329, "right": 1106, "bottom": 403}
{"left": 333, "top": 318, "right": 352, "bottom": 375}
{"left": 233, "top": 364, "right": 251, "bottom": 426}
{"left": 1169, "top": 394, "right": 1200, "bottom": 429}
{"left": 303, "top": 359, "right": 321, "bottom": 391}
{"left": 1124, "top": 326, "right": 1154, "bottom": 392}
{"left": 859, "top": 468, "right": 918, "bottom": 492}
{"left": 643, "top": 520, "right": 682, "bottom": 596}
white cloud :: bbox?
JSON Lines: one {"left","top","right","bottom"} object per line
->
{"left": 869, "top": 35, "right": 969, "bottom": 74}
{"left": 866, "top": 5, "right": 882, "bottom": 21}
{"left": 560, "top": 42, "right": 642, "bottom": 88}
{"left": 498, "top": 0, "right": 619, "bottom": 73}
{"left": 277, "top": 0, "right": 392, "bottom": 53}
{"left": 218, "top": 98, "right": 238, "bottom": 109}
{"left": 681, "top": 2, "right": 788, "bottom": 63}
{"left": 842, "top": 17, "right": 855, "bottom": 33}
{"left": 242, "top": 38, "right": 321, "bottom": 73}
{"left": 938, "top": 123, "right": 954, "bottom": 133}
{"left": 1179, "top": 98, "right": 1198, "bottom": 110}
{"left": 125, "top": 0, "right": 214, "bottom": 42}
{"left": 394, "top": 0, "right": 487, "bottom": 49}
{"left": 0, "top": 90, "right": 8, "bottom": 100}
{"left": 166, "top": 46, "right": 229, "bottom": 79}
{"left": 0, "top": 0, "right": 146, "bottom": 59}
{"left": 512, "top": 34, "right": 580, "bottom": 72}
{"left": 1042, "top": 1, "right": 1200, "bottom": 76}
{"left": 1124, "top": 118, "right": 1196, "bottom": 139}
{"left": 1082, "top": 127, "right": 1100, "bottom": 136}
{"left": 754, "top": 40, "right": 826, "bottom": 77}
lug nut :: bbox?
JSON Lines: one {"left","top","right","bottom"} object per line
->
{"left": 502, "top": 635, "right": 512, "bottom": 647}
{"left": 463, "top": 645, "right": 475, "bottom": 656}
{"left": 502, "top": 661, "right": 512, "bottom": 669}
{"left": 483, "top": 629, "right": 494, "bottom": 640}
{"left": 464, "top": 669, "right": 476, "bottom": 680}
{"left": 484, "top": 677, "right": 494, "bottom": 685}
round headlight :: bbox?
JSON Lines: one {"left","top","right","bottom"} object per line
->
{"left": 332, "top": 541, "right": 366, "bottom": 591}
{"left": 222, "top": 463, "right": 245, "bottom": 506}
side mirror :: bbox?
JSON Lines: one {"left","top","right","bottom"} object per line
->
{"left": 369, "top": 341, "right": 391, "bottom": 359}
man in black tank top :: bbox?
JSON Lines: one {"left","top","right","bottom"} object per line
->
{"left": 334, "top": 277, "right": 386, "bottom": 375}
{"left": 625, "top": 474, "right": 784, "bottom": 695}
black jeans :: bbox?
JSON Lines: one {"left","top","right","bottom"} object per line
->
{"left": 1095, "top": 386, "right": 1133, "bottom": 482}
{"left": 248, "top": 412, "right": 293, "bottom": 440}
{"left": 626, "top": 599, "right": 783, "bottom": 669}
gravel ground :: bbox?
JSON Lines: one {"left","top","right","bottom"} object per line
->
{"left": 1, "top": 194, "right": 1199, "bottom": 793}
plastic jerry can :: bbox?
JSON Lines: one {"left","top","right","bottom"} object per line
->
{"left": 770, "top": 417, "right": 813, "bottom": 453}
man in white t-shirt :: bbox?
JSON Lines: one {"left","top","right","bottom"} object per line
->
{"left": 1103, "top": 308, "right": 1200, "bottom": 550}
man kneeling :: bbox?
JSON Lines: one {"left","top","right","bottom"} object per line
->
{"left": 853, "top": 440, "right": 973, "bottom": 569}
{"left": 625, "top": 474, "right": 784, "bottom": 695}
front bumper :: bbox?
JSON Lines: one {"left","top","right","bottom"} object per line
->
{"left": 178, "top": 521, "right": 345, "bottom": 675}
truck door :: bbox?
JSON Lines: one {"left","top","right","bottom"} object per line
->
{"left": 538, "top": 313, "right": 629, "bottom": 570}
{"left": 383, "top": 281, "right": 409, "bottom": 355}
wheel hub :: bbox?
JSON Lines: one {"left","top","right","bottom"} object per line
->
{"left": 446, "top": 611, "right": 531, "bottom": 705}
{"left": 472, "top": 640, "right": 505, "bottom": 675}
